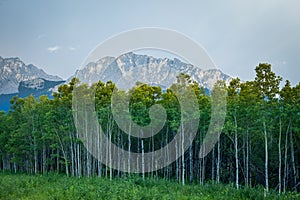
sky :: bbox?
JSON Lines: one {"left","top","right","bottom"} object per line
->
{"left": 0, "top": 0, "right": 299, "bottom": 85}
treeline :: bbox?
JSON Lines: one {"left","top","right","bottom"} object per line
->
{"left": 0, "top": 63, "right": 299, "bottom": 194}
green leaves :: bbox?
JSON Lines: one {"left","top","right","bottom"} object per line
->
{"left": 254, "top": 63, "right": 282, "bottom": 101}
{"left": 0, "top": 63, "right": 299, "bottom": 193}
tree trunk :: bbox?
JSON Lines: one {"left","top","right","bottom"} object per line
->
{"left": 246, "top": 129, "right": 249, "bottom": 186}
{"left": 189, "top": 136, "right": 193, "bottom": 182}
{"left": 166, "top": 126, "right": 170, "bottom": 180}
{"left": 234, "top": 114, "right": 239, "bottom": 189}
{"left": 33, "top": 136, "right": 38, "bottom": 175}
{"left": 283, "top": 121, "right": 290, "bottom": 193}
{"left": 289, "top": 124, "right": 297, "bottom": 188}
{"left": 201, "top": 157, "right": 205, "bottom": 185}
{"left": 56, "top": 149, "right": 60, "bottom": 173}
{"left": 128, "top": 122, "right": 131, "bottom": 174}
{"left": 42, "top": 142, "right": 46, "bottom": 174}
{"left": 56, "top": 131, "right": 69, "bottom": 176}
{"left": 142, "top": 139, "right": 145, "bottom": 180}
{"left": 217, "top": 140, "right": 220, "bottom": 184}
{"left": 263, "top": 121, "right": 269, "bottom": 193}
{"left": 211, "top": 147, "right": 215, "bottom": 181}
{"left": 109, "top": 124, "right": 112, "bottom": 181}
{"left": 2, "top": 153, "right": 11, "bottom": 172}
{"left": 278, "top": 117, "right": 282, "bottom": 194}
{"left": 243, "top": 132, "right": 246, "bottom": 186}
{"left": 249, "top": 131, "right": 252, "bottom": 187}
{"left": 70, "top": 132, "right": 75, "bottom": 177}
{"left": 77, "top": 133, "right": 81, "bottom": 177}
{"left": 175, "top": 137, "right": 179, "bottom": 182}
{"left": 181, "top": 125, "right": 185, "bottom": 186}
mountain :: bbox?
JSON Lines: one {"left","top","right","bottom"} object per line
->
{"left": 18, "top": 78, "right": 65, "bottom": 97}
{"left": 0, "top": 78, "right": 65, "bottom": 111}
{"left": 71, "top": 52, "right": 232, "bottom": 90}
{"left": 0, "top": 56, "right": 64, "bottom": 111}
{"left": 0, "top": 56, "right": 62, "bottom": 95}
{"left": 0, "top": 52, "right": 232, "bottom": 112}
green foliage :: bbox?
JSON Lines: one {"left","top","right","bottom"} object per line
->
{"left": 0, "top": 63, "right": 299, "bottom": 195}
{"left": 0, "top": 173, "right": 299, "bottom": 200}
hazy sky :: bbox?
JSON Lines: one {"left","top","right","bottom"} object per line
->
{"left": 0, "top": 0, "right": 299, "bottom": 85}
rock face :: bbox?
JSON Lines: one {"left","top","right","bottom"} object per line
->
{"left": 0, "top": 56, "right": 64, "bottom": 111}
{"left": 71, "top": 52, "right": 232, "bottom": 90}
{"left": 17, "top": 78, "right": 65, "bottom": 98}
{"left": 0, "top": 56, "right": 62, "bottom": 94}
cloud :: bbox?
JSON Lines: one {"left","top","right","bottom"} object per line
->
{"left": 69, "top": 47, "right": 76, "bottom": 51}
{"left": 36, "top": 34, "right": 46, "bottom": 40}
{"left": 47, "top": 46, "right": 60, "bottom": 53}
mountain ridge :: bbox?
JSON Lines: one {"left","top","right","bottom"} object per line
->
{"left": 0, "top": 53, "right": 233, "bottom": 112}
{"left": 71, "top": 52, "right": 232, "bottom": 90}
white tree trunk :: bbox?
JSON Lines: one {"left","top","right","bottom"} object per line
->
{"left": 190, "top": 144, "right": 193, "bottom": 182}
{"left": 234, "top": 114, "right": 239, "bottom": 189}
{"left": 278, "top": 118, "right": 282, "bottom": 194}
{"left": 34, "top": 136, "right": 38, "bottom": 175}
{"left": 128, "top": 122, "right": 131, "bottom": 173}
{"left": 175, "top": 138, "right": 179, "bottom": 181}
{"left": 142, "top": 139, "right": 145, "bottom": 180}
{"left": 289, "top": 124, "right": 297, "bottom": 187}
{"left": 181, "top": 126, "right": 185, "bottom": 186}
{"left": 263, "top": 121, "right": 269, "bottom": 193}
{"left": 42, "top": 142, "right": 46, "bottom": 174}
{"left": 283, "top": 121, "right": 290, "bottom": 193}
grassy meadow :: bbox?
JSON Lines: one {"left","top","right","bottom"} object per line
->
{"left": 0, "top": 173, "right": 299, "bottom": 200}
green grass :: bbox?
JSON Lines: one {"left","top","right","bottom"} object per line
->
{"left": 0, "top": 173, "right": 299, "bottom": 200}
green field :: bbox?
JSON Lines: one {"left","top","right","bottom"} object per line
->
{"left": 0, "top": 173, "right": 298, "bottom": 200}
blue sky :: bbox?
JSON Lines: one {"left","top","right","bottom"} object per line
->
{"left": 0, "top": 0, "right": 299, "bottom": 85}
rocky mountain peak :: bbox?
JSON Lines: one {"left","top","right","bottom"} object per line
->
{"left": 72, "top": 52, "right": 232, "bottom": 90}
{"left": 0, "top": 56, "right": 63, "bottom": 94}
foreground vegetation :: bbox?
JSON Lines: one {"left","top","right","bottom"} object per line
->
{"left": 0, "top": 173, "right": 298, "bottom": 200}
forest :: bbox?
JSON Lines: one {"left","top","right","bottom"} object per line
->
{"left": 0, "top": 63, "right": 299, "bottom": 196}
